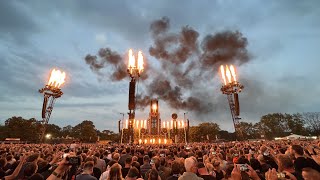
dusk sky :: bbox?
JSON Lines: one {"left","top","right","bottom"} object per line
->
{"left": 0, "top": 0, "right": 319, "bottom": 132}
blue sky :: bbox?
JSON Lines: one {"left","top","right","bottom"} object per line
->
{"left": 0, "top": 0, "right": 319, "bottom": 132}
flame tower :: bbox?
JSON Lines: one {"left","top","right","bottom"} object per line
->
{"left": 38, "top": 69, "right": 65, "bottom": 142}
{"left": 124, "top": 49, "right": 144, "bottom": 143}
{"left": 220, "top": 65, "right": 244, "bottom": 140}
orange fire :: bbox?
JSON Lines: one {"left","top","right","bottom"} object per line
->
{"left": 152, "top": 103, "right": 157, "bottom": 112}
{"left": 47, "top": 69, "right": 66, "bottom": 88}
{"left": 128, "top": 49, "right": 135, "bottom": 74}
{"left": 225, "top": 65, "right": 232, "bottom": 83}
{"left": 128, "top": 49, "right": 144, "bottom": 75}
{"left": 220, "top": 65, "right": 227, "bottom": 85}
{"left": 230, "top": 65, "right": 237, "bottom": 82}
{"left": 137, "top": 51, "right": 144, "bottom": 74}
{"left": 220, "top": 65, "right": 237, "bottom": 85}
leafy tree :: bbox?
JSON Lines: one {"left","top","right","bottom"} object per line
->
{"left": 286, "top": 113, "right": 307, "bottom": 135}
{"left": 198, "top": 122, "right": 220, "bottom": 142}
{"left": 72, "top": 120, "right": 98, "bottom": 142}
{"left": 218, "top": 130, "right": 236, "bottom": 141}
{"left": 0, "top": 124, "right": 7, "bottom": 140}
{"left": 238, "top": 122, "right": 260, "bottom": 139}
{"left": 45, "top": 124, "right": 62, "bottom": 137}
{"left": 61, "top": 125, "right": 73, "bottom": 137}
{"left": 189, "top": 126, "right": 200, "bottom": 142}
{"left": 4, "top": 116, "right": 40, "bottom": 142}
{"left": 258, "top": 113, "right": 289, "bottom": 139}
{"left": 302, "top": 112, "right": 320, "bottom": 135}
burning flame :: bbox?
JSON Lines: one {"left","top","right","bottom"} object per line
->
{"left": 125, "top": 119, "right": 128, "bottom": 129}
{"left": 136, "top": 120, "right": 140, "bottom": 129}
{"left": 137, "top": 51, "right": 144, "bottom": 74}
{"left": 47, "top": 69, "right": 66, "bottom": 88}
{"left": 128, "top": 49, "right": 136, "bottom": 74}
{"left": 144, "top": 139, "right": 147, "bottom": 144}
{"left": 144, "top": 120, "right": 147, "bottom": 129}
{"left": 164, "top": 139, "right": 167, "bottom": 144}
{"left": 158, "top": 138, "right": 161, "bottom": 144}
{"left": 220, "top": 65, "right": 227, "bottom": 85}
{"left": 139, "top": 139, "right": 142, "bottom": 144}
{"left": 182, "top": 121, "right": 185, "bottom": 128}
{"left": 163, "top": 121, "right": 166, "bottom": 128}
{"left": 167, "top": 121, "right": 169, "bottom": 129}
{"left": 220, "top": 65, "right": 238, "bottom": 85}
{"left": 152, "top": 103, "right": 157, "bottom": 112}
{"left": 128, "top": 49, "right": 144, "bottom": 75}
{"left": 225, "top": 65, "right": 232, "bottom": 83}
{"left": 230, "top": 65, "right": 237, "bottom": 82}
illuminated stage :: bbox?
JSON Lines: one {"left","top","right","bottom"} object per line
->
{"left": 120, "top": 99, "right": 189, "bottom": 144}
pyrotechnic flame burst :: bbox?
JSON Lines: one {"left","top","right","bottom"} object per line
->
{"left": 47, "top": 69, "right": 66, "bottom": 88}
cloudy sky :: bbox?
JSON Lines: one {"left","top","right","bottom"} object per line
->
{"left": 0, "top": 0, "right": 319, "bottom": 132}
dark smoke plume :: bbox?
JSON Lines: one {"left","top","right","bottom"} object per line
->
{"left": 84, "top": 47, "right": 127, "bottom": 81}
{"left": 84, "top": 16, "right": 250, "bottom": 114}
{"left": 201, "top": 31, "right": 249, "bottom": 68}
{"left": 149, "top": 17, "right": 199, "bottom": 65}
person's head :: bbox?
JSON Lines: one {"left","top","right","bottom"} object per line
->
{"left": 126, "top": 167, "right": 140, "bottom": 180}
{"left": 290, "top": 145, "right": 304, "bottom": 156}
{"left": 171, "top": 160, "right": 181, "bottom": 175}
{"left": 24, "top": 162, "right": 38, "bottom": 177}
{"left": 184, "top": 156, "right": 198, "bottom": 173}
{"left": 277, "top": 154, "right": 293, "bottom": 172}
{"left": 83, "top": 161, "right": 94, "bottom": 174}
{"left": 159, "top": 157, "right": 166, "bottom": 166}
{"left": 150, "top": 157, "right": 160, "bottom": 170}
{"left": 28, "top": 173, "right": 44, "bottom": 180}
{"left": 302, "top": 167, "right": 320, "bottom": 180}
{"left": 125, "top": 157, "right": 132, "bottom": 167}
{"left": 132, "top": 156, "right": 138, "bottom": 162}
{"left": 226, "top": 154, "right": 233, "bottom": 162}
{"left": 206, "top": 163, "right": 214, "bottom": 173}
{"left": 26, "top": 154, "right": 40, "bottom": 162}
{"left": 0, "top": 158, "right": 7, "bottom": 168}
{"left": 113, "top": 153, "right": 120, "bottom": 162}
{"left": 224, "top": 165, "right": 234, "bottom": 179}
{"left": 211, "top": 159, "right": 221, "bottom": 170}
{"left": 94, "top": 152, "right": 100, "bottom": 158}
{"left": 197, "top": 162, "right": 208, "bottom": 175}
{"left": 143, "top": 155, "right": 150, "bottom": 164}
{"left": 257, "top": 154, "right": 266, "bottom": 164}
{"left": 109, "top": 163, "right": 122, "bottom": 180}
{"left": 6, "top": 155, "right": 13, "bottom": 162}
{"left": 131, "top": 161, "right": 140, "bottom": 171}
{"left": 148, "top": 169, "right": 159, "bottom": 180}
{"left": 126, "top": 147, "right": 131, "bottom": 154}
{"left": 249, "top": 159, "right": 261, "bottom": 171}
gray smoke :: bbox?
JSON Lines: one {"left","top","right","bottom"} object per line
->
{"left": 85, "top": 48, "right": 127, "bottom": 81}
{"left": 137, "top": 17, "right": 250, "bottom": 113}
{"left": 85, "top": 16, "right": 250, "bottom": 114}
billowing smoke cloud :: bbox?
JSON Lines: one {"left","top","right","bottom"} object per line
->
{"left": 85, "top": 48, "right": 127, "bottom": 81}
{"left": 85, "top": 16, "right": 250, "bottom": 114}
{"left": 201, "top": 31, "right": 249, "bottom": 68}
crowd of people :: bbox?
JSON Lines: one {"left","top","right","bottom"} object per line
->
{"left": 1, "top": 140, "right": 320, "bottom": 180}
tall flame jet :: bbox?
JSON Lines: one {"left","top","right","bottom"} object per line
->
{"left": 47, "top": 69, "right": 66, "bottom": 88}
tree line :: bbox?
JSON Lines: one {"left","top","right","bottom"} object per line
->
{"left": 0, "top": 112, "right": 319, "bottom": 142}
